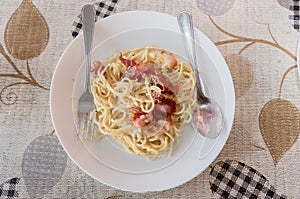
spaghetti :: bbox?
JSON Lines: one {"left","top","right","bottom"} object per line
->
{"left": 90, "top": 46, "right": 196, "bottom": 159}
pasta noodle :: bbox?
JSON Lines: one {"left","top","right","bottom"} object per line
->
{"left": 90, "top": 46, "right": 196, "bottom": 159}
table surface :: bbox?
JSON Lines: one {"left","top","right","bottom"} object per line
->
{"left": 0, "top": 0, "right": 299, "bottom": 198}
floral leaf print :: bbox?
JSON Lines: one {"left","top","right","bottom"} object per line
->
{"left": 22, "top": 135, "right": 68, "bottom": 198}
{"left": 4, "top": 0, "right": 49, "bottom": 60}
{"left": 259, "top": 98, "right": 300, "bottom": 165}
{"left": 196, "top": 0, "right": 235, "bottom": 16}
{"left": 224, "top": 54, "right": 253, "bottom": 99}
{"left": 0, "top": 0, "right": 49, "bottom": 105}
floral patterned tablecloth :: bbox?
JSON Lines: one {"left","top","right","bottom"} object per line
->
{"left": 0, "top": 0, "right": 299, "bottom": 198}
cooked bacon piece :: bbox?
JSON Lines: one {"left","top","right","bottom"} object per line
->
{"left": 121, "top": 66, "right": 142, "bottom": 80}
{"left": 136, "top": 62, "right": 155, "bottom": 75}
{"left": 150, "top": 70, "right": 179, "bottom": 95}
{"left": 162, "top": 52, "right": 177, "bottom": 68}
{"left": 166, "top": 67, "right": 174, "bottom": 73}
{"left": 154, "top": 101, "right": 176, "bottom": 115}
{"left": 127, "top": 60, "right": 180, "bottom": 132}
{"left": 119, "top": 54, "right": 137, "bottom": 67}
{"left": 131, "top": 107, "right": 144, "bottom": 115}
{"left": 131, "top": 107, "right": 152, "bottom": 127}
{"left": 151, "top": 90, "right": 164, "bottom": 103}
{"left": 152, "top": 71, "right": 168, "bottom": 86}
{"left": 143, "top": 116, "right": 174, "bottom": 137}
{"left": 131, "top": 107, "right": 162, "bottom": 136}
{"left": 151, "top": 91, "right": 176, "bottom": 123}
{"left": 140, "top": 114, "right": 151, "bottom": 123}
{"left": 131, "top": 107, "right": 145, "bottom": 120}
{"left": 143, "top": 124, "right": 162, "bottom": 137}
{"left": 121, "top": 62, "right": 156, "bottom": 81}
{"left": 134, "top": 118, "right": 146, "bottom": 127}
{"left": 151, "top": 91, "right": 176, "bottom": 112}
{"left": 90, "top": 60, "right": 104, "bottom": 75}
{"left": 163, "top": 119, "right": 174, "bottom": 131}
{"left": 120, "top": 59, "right": 179, "bottom": 95}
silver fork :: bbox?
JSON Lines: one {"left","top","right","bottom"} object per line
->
{"left": 77, "top": 4, "right": 96, "bottom": 140}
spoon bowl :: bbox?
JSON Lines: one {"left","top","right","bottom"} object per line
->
{"left": 177, "top": 11, "right": 224, "bottom": 139}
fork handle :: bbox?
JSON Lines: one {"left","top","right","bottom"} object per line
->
{"left": 82, "top": 4, "right": 95, "bottom": 93}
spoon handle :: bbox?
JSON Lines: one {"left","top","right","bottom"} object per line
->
{"left": 82, "top": 4, "right": 95, "bottom": 93}
{"left": 177, "top": 11, "right": 208, "bottom": 104}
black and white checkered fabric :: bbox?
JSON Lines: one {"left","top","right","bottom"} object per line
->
{"left": 210, "top": 160, "right": 287, "bottom": 199}
{"left": 71, "top": 0, "right": 119, "bottom": 38}
{"left": 289, "top": 0, "right": 300, "bottom": 31}
{"left": 0, "top": 178, "right": 20, "bottom": 198}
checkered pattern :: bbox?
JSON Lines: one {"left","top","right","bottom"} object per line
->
{"left": 71, "top": 0, "right": 119, "bottom": 38}
{"left": 289, "top": 0, "right": 300, "bottom": 31}
{"left": 0, "top": 178, "right": 20, "bottom": 198}
{"left": 210, "top": 160, "right": 287, "bottom": 199}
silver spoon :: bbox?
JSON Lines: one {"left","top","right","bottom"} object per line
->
{"left": 177, "top": 11, "right": 224, "bottom": 139}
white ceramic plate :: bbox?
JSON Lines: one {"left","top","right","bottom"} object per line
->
{"left": 50, "top": 11, "right": 235, "bottom": 192}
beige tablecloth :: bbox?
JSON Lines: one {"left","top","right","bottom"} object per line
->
{"left": 0, "top": 0, "right": 299, "bottom": 198}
